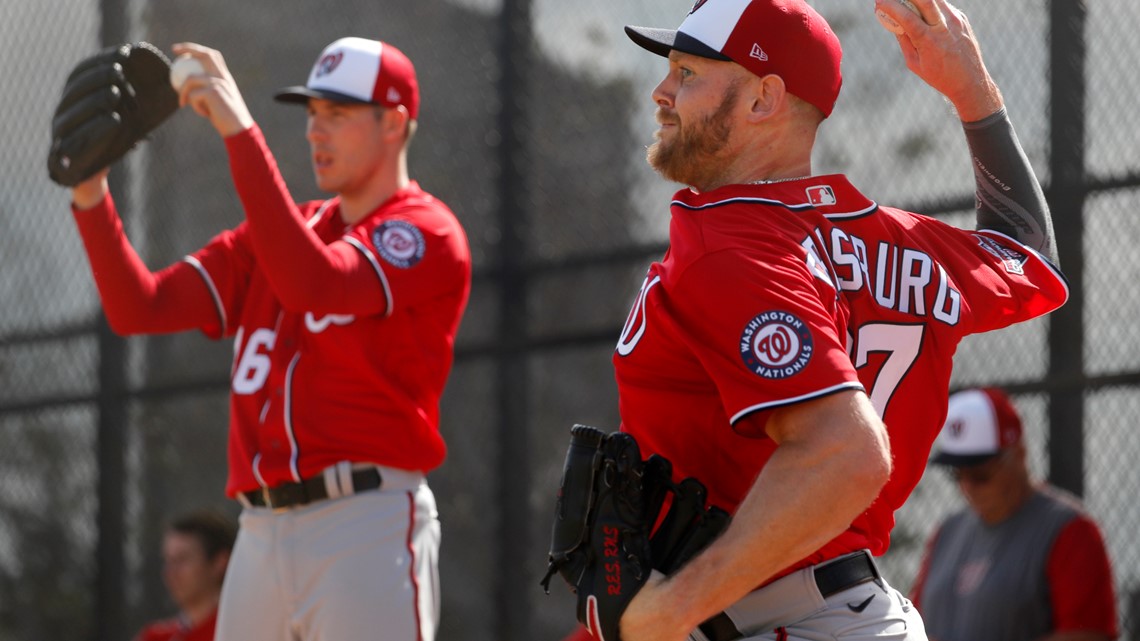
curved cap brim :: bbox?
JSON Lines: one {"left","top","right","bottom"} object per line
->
{"left": 624, "top": 25, "right": 732, "bottom": 61}
{"left": 624, "top": 26, "right": 676, "bottom": 57}
{"left": 273, "top": 86, "right": 373, "bottom": 105}
{"left": 931, "top": 451, "right": 1001, "bottom": 467}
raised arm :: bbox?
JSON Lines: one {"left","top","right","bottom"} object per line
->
{"left": 876, "top": 0, "right": 1058, "bottom": 264}
{"left": 171, "top": 42, "right": 388, "bottom": 316}
{"left": 69, "top": 171, "right": 221, "bottom": 335}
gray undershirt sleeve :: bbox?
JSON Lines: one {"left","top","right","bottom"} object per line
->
{"left": 962, "top": 108, "right": 1058, "bottom": 265}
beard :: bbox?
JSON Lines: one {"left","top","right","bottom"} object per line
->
{"left": 647, "top": 82, "right": 740, "bottom": 189}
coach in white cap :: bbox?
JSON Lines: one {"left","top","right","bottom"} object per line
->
{"left": 912, "top": 388, "right": 1118, "bottom": 641}
{"left": 66, "top": 36, "right": 470, "bottom": 641}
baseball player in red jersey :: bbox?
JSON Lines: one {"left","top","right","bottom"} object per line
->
{"left": 67, "top": 37, "right": 470, "bottom": 641}
{"left": 599, "top": 0, "right": 1069, "bottom": 640}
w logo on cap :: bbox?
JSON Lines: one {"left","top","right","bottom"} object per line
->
{"left": 315, "top": 51, "right": 344, "bottom": 78}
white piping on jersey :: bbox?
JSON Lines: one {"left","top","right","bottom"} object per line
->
{"left": 284, "top": 351, "right": 303, "bottom": 483}
{"left": 673, "top": 195, "right": 880, "bottom": 219}
{"left": 672, "top": 196, "right": 817, "bottom": 212}
{"left": 309, "top": 200, "right": 335, "bottom": 228}
{"left": 729, "top": 381, "right": 866, "bottom": 425}
{"left": 182, "top": 255, "right": 228, "bottom": 334}
{"left": 343, "top": 235, "right": 395, "bottom": 318}
{"left": 819, "top": 202, "right": 879, "bottom": 219}
{"left": 251, "top": 453, "right": 267, "bottom": 487}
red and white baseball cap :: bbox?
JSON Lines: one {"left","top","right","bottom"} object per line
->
{"left": 625, "top": 0, "right": 843, "bottom": 117}
{"left": 275, "top": 37, "right": 420, "bottom": 119}
{"left": 931, "top": 388, "right": 1024, "bottom": 467}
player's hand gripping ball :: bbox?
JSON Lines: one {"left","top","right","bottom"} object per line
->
{"left": 169, "top": 54, "right": 206, "bottom": 91}
{"left": 876, "top": 0, "right": 921, "bottom": 35}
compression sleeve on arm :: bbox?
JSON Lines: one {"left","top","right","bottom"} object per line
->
{"left": 223, "top": 125, "right": 387, "bottom": 317}
{"left": 71, "top": 193, "right": 221, "bottom": 335}
{"left": 963, "top": 108, "right": 1057, "bottom": 265}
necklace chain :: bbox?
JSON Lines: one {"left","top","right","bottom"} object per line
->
{"left": 748, "top": 175, "right": 812, "bottom": 185}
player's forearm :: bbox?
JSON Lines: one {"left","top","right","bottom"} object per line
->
{"left": 653, "top": 394, "right": 891, "bottom": 632}
{"left": 964, "top": 108, "right": 1058, "bottom": 264}
{"left": 224, "top": 125, "right": 387, "bottom": 315}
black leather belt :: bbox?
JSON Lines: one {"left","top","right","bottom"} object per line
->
{"left": 697, "top": 551, "right": 881, "bottom": 641}
{"left": 241, "top": 468, "right": 383, "bottom": 509}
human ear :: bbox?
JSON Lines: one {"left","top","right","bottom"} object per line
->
{"left": 746, "top": 74, "right": 787, "bottom": 122}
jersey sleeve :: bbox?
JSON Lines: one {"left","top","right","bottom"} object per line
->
{"left": 939, "top": 224, "right": 1069, "bottom": 334}
{"left": 184, "top": 221, "right": 257, "bottom": 338}
{"left": 223, "top": 125, "right": 391, "bottom": 317}
{"left": 1046, "top": 514, "right": 1119, "bottom": 638}
{"left": 670, "top": 242, "right": 863, "bottom": 435}
{"left": 72, "top": 192, "right": 233, "bottom": 337}
{"left": 344, "top": 201, "right": 471, "bottom": 317}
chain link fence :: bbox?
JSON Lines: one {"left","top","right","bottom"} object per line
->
{"left": 1, "top": 0, "right": 1138, "bottom": 639}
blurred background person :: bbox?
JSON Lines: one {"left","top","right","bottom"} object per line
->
{"left": 132, "top": 510, "right": 236, "bottom": 641}
{"left": 911, "top": 387, "right": 1118, "bottom": 641}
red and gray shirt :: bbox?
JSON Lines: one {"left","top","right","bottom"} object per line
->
{"left": 613, "top": 176, "right": 1068, "bottom": 579}
{"left": 911, "top": 485, "right": 1118, "bottom": 640}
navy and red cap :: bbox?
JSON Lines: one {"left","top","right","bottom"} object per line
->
{"left": 275, "top": 37, "right": 420, "bottom": 120}
{"left": 625, "top": 0, "right": 844, "bottom": 118}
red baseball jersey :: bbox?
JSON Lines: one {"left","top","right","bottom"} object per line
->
{"left": 614, "top": 175, "right": 1067, "bottom": 578}
{"left": 72, "top": 127, "right": 471, "bottom": 498}
{"left": 133, "top": 610, "right": 217, "bottom": 641}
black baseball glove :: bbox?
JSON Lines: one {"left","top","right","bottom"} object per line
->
{"left": 542, "top": 425, "right": 730, "bottom": 641}
{"left": 48, "top": 42, "right": 179, "bottom": 187}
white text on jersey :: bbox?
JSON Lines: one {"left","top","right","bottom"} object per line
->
{"left": 818, "top": 226, "right": 962, "bottom": 325}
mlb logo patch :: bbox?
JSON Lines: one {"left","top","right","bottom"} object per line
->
{"left": 807, "top": 185, "right": 836, "bottom": 206}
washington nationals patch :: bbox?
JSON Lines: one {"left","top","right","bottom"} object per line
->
{"left": 373, "top": 220, "right": 425, "bottom": 269}
{"left": 740, "top": 311, "right": 814, "bottom": 379}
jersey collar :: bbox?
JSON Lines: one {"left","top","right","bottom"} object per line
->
{"left": 672, "top": 175, "right": 878, "bottom": 219}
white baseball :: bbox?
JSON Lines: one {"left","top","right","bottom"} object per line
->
{"left": 169, "top": 54, "right": 206, "bottom": 91}
{"left": 876, "top": 0, "right": 921, "bottom": 35}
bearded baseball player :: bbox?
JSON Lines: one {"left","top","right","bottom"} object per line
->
{"left": 563, "top": 0, "right": 1070, "bottom": 639}
{"left": 65, "top": 37, "right": 470, "bottom": 641}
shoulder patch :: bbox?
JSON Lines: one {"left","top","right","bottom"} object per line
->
{"left": 373, "top": 220, "right": 426, "bottom": 269}
{"left": 974, "top": 234, "right": 1026, "bottom": 275}
{"left": 740, "top": 311, "right": 814, "bottom": 379}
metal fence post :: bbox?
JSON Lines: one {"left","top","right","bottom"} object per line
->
{"left": 497, "top": 0, "right": 534, "bottom": 639}
{"left": 93, "top": 2, "right": 131, "bottom": 641}
{"left": 1046, "top": 0, "right": 1087, "bottom": 497}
